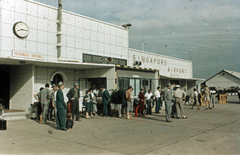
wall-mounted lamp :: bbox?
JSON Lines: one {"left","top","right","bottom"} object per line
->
{"left": 122, "top": 23, "right": 132, "bottom": 29}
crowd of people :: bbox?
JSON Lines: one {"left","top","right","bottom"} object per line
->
{"left": 32, "top": 81, "right": 217, "bottom": 131}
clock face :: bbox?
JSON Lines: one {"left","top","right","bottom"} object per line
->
{"left": 13, "top": 22, "right": 29, "bottom": 38}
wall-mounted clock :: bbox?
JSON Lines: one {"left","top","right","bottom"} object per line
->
{"left": 13, "top": 21, "right": 29, "bottom": 38}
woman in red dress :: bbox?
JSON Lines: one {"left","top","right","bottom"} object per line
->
{"left": 138, "top": 89, "right": 145, "bottom": 117}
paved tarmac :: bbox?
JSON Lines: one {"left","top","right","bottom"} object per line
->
{"left": 0, "top": 103, "right": 240, "bottom": 155}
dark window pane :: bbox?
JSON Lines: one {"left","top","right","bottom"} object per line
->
{"left": 123, "top": 78, "right": 129, "bottom": 90}
{"left": 83, "top": 54, "right": 92, "bottom": 62}
{"left": 119, "top": 60, "right": 127, "bottom": 66}
{"left": 112, "top": 59, "right": 119, "bottom": 65}
{"left": 93, "top": 56, "right": 102, "bottom": 63}
{"left": 118, "top": 78, "right": 124, "bottom": 90}
{"left": 135, "top": 79, "right": 140, "bottom": 96}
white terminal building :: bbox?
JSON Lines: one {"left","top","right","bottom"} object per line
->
{"left": 0, "top": 0, "right": 203, "bottom": 113}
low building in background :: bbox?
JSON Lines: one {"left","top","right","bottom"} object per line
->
{"left": 201, "top": 69, "right": 240, "bottom": 93}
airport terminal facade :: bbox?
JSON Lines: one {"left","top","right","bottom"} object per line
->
{"left": 0, "top": 0, "right": 200, "bottom": 112}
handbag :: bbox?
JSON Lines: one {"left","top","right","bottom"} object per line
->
{"left": 133, "top": 99, "right": 139, "bottom": 107}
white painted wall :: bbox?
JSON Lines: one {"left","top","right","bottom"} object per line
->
{"left": 0, "top": 0, "right": 128, "bottom": 62}
{"left": 10, "top": 65, "right": 34, "bottom": 112}
{"left": 129, "top": 49, "right": 193, "bottom": 79}
{"left": 206, "top": 71, "right": 240, "bottom": 89}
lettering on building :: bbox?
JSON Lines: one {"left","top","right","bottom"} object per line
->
{"left": 12, "top": 51, "right": 44, "bottom": 60}
{"left": 168, "top": 67, "right": 187, "bottom": 74}
{"left": 133, "top": 55, "right": 166, "bottom": 66}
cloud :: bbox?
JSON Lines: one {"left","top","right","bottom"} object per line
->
{"left": 35, "top": 0, "right": 240, "bottom": 79}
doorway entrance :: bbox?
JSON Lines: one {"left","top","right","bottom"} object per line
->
{"left": 79, "top": 78, "right": 106, "bottom": 97}
{"left": 52, "top": 74, "right": 63, "bottom": 85}
{"left": 0, "top": 65, "right": 10, "bottom": 109}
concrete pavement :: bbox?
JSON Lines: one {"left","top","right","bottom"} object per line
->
{"left": 0, "top": 103, "right": 240, "bottom": 155}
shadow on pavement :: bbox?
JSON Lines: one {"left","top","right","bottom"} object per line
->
{"left": 29, "top": 118, "right": 58, "bottom": 130}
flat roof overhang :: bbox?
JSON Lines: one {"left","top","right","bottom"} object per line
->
{"left": 0, "top": 57, "right": 115, "bottom": 69}
{"left": 116, "top": 65, "right": 158, "bottom": 72}
{"left": 160, "top": 75, "right": 205, "bottom": 81}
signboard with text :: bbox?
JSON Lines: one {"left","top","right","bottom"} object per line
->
{"left": 12, "top": 51, "right": 44, "bottom": 60}
{"left": 129, "top": 49, "right": 192, "bottom": 79}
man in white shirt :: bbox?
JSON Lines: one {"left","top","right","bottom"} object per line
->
{"left": 210, "top": 87, "right": 216, "bottom": 108}
{"left": 145, "top": 89, "right": 153, "bottom": 115}
{"left": 154, "top": 86, "right": 161, "bottom": 114}
{"left": 93, "top": 86, "right": 99, "bottom": 97}
{"left": 90, "top": 88, "right": 98, "bottom": 116}
{"left": 191, "top": 88, "right": 200, "bottom": 110}
{"left": 173, "top": 85, "right": 187, "bottom": 119}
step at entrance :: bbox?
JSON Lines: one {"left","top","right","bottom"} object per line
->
{"left": 1, "top": 109, "right": 27, "bottom": 121}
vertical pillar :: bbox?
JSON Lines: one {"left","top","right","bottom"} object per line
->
{"left": 115, "top": 71, "right": 117, "bottom": 89}
{"left": 57, "top": 0, "right": 62, "bottom": 58}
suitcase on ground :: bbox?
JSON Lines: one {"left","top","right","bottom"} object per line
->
{"left": 66, "top": 119, "right": 74, "bottom": 129}
{"left": 0, "top": 119, "right": 7, "bottom": 130}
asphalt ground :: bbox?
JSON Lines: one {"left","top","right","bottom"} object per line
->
{"left": 0, "top": 102, "right": 240, "bottom": 155}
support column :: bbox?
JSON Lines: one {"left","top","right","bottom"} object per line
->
{"left": 10, "top": 65, "right": 34, "bottom": 113}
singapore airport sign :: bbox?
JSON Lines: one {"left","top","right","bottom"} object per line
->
{"left": 132, "top": 53, "right": 192, "bottom": 78}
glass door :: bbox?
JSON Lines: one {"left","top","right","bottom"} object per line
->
{"left": 130, "top": 78, "right": 141, "bottom": 97}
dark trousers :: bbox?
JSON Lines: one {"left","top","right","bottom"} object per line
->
{"left": 138, "top": 102, "right": 145, "bottom": 115}
{"left": 171, "top": 103, "right": 177, "bottom": 118}
{"left": 48, "top": 102, "right": 54, "bottom": 120}
{"left": 160, "top": 98, "right": 162, "bottom": 108}
{"left": 103, "top": 103, "right": 108, "bottom": 116}
{"left": 72, "top": 99, "right": 79, "bottom": 120}
{"left": 56, "top": 109, "right": 66, "bottom": 130}
{"left": 155, "top": 98, "right": 161, "bottom": 113}
{"left": 37, "top": 102, "right": 42, "bottom": 119}
{"left": 147, "top": 100, "right": 152, "bottom": 115}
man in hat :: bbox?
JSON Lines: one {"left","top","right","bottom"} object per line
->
{"left": 39, "top": 83, "right": 51, "bottom": 124}
{"left": 67, "top": 83, "right": 80, "bottom": 121}
{"left": 173, "top": 85, "right": 187, "bottom": 119}
{"left": 164, "top": 84, "right": 173, "bottom": 122}
{"left": 48, "top": 84, "right": 56, "bottom": 121}
{"left": 51, "top": 84, "right": 59, "bottom": 121}
{"left": 100, "top": 85, "right": 110, "bottom": 117}
{"left": 56, "top": 81, "right": 67, "bottom": 131}
{"left": 203, "top": 85, "right": 211, "bottom": 109}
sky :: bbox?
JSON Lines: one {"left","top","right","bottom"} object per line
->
{"left": 35, "top": 0, "right": 240, "bottom": 80}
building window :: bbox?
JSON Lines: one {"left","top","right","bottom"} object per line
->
{"left": 130, "top": 79, "right": 141, "bottom": 96}
{"left": 112, "top": 59, "right": 119, "bottom": 65}
{"left": 83, "top": 54, "right": 93, "bottom": 62}
{"left": 118, "top": 77, "right": 129, "bottom": 91}
{"left": 118, "top": 78, "right": 141, "bottom": 96}
{"left": 83, "top": 54, "right": 127, "bottom": 65}
{"left": 119, "top": 59, "right": 127, "bottom": 66}
{"left": 92, "top": 56, "right": 102, "bottom": 63}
